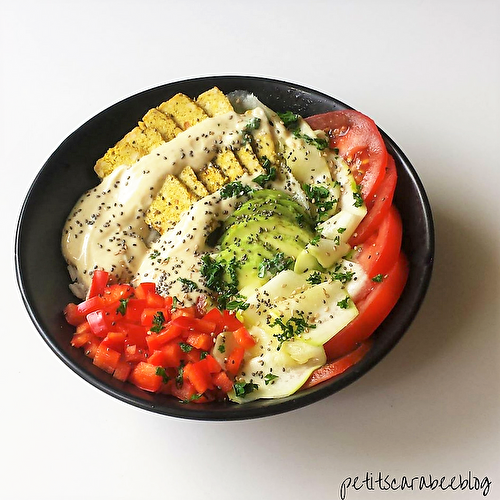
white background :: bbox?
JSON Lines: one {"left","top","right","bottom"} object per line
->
{"left": 2, "top": 1, "right": 499, "bottom": 499}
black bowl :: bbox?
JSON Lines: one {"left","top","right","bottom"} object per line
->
{"left": 15, "top": 76, "right": 434, "bottom": 420}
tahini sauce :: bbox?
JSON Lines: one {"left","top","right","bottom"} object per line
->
{"left": 62, "top": 107, "right": 271, "bottom": 299}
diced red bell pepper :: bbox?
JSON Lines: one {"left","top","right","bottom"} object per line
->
{"left": 86, "top": 309, "right": 115, "bottom": 338}
{"left": 184, "top": 360, "right": 214, "bottom": 394}
{"left": 141, "top": 307, "right": 171, "bottom": 328}
{"left": 203, "top": 354, "right": 222, "bottom": 373}
{"left": 117, "top": 322, "right": 148, "bottom": 349}
{"left": 87, "top": 270, "right": 109, "bottom": 299}
{"left": 133, "top": 282, "right": 156, "bottom": 300}
{"left": 113, "top": 360, "right": 132, "bottom": 382}
{"left": 64, "top": 303, "right": 86, "bottom": 326}
{"left": 146, "top": 323, "right": 183, "bottom": 351}
{"left": 222, "top": 310, "right": 244, "bottom": 332}
{"left": 225, "top": 347, "right": 245, "bottom": 376}
{"left": 122, "top": 298, "right": 147, "bottom": 322}
{"left": 101, "top": 331, "right": 127, "bottom": 352}
{"left": 76, "top": 295, "right": 104, "bottom": 317}
{"left": 233, "top": 327, "right": 256, "bottom": 349}
{"left": 123, "top": 345, "right": 148, "bottom": 363}
{"left": 93, "top": 344, "right": 121, "bottom": 374}
{"left": 185, "top": 332, "right": 213, "bottom": 351}
{"left": 212, "top": 371, "right": 233, "bottom": 393}
{"left": 172, "top": 316, "right": 216, "bottom": 335}
{"left": 171, "top": 306, "right": 196, "bottom": 321}
{"left": 128, "top": 362, "right": 162, "bottom": 392}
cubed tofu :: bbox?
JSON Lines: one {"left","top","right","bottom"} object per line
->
{"left": 196, "top": 87, "right": 233, "bottom": 116}
{"left": 197, "top": 164, "right": 227, "bottom": 193}
{"left": 233, "top": 143, "right": 265, "bottom": 174}
{"left": 158, "top": 93, "right": 208, "bottom": 130}
{"left": 94, "top": 125, "right": 164, "bottom": 178}
{"left": 214, "top": 148, "right": 246, "bottom": 181}
{"left": 142, "top": 108, "right": 182, "bottom": 141}
{"left": 179, "top": 166, "right": 209, "bottom": 199}
{"left": 144, "top": 175, "right": 199, "bottom": 234}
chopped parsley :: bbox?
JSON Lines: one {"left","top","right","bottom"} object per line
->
{"left": 310, "top": 231, "right": 322, "bottom": 246}
{"left": 242, "top": 117, "right": 261, "bottom": 145}
{"left": 220, "top": 181, "right": 254, "bottom": 199}
{"left": 253, "top": 157, "right": 276, "bottom": 187}
{"left": 155, "top": 367, "right": 170, "bottom": 384}
{"left": 331, "top": 270, "right": 355, "bottom": 284}
{"left": 150, "top": 311, "right": 166, "bottom": 333}
{"left": 179, "top": 342, "right": 193, "bottom": 353}
{"left": 217, "top": 344, "right": 226, "bottom": 354}
{"left": 277, "top": 110, "right": 299, "bottom": 128}
{"left": 233, "top": 381, "right": 259, "bottom": 398}
{"left": 337, "top": 296, "right": 351, "bottom": 309}
{"left": 264, "top": 373, "right": 279, "bottom": 385}
{"left": 372, "top": 274, "right": 385, "bottom": 283}
{"left": 149, "top": 250, "right": 160, "bottom": 260}
{"left": 306, "top": 271, "right": 324, "bottom": 285}
{"left": 116, "top": 298, "right": 129, "bottom": 316}
{"left": 337, "top": 227, "right": 346, "bottom": 234}
{"left": 200, "top": 254, "right": 246, "bottom": 310}
{"left": 258, "top": 252, "right": 294, "bottom": 278}
{"left": 353, "top": 184, "right": 364, "bottom": 208}
{"left": 175, "top": 362, "right": 185, "bottom": 388}
{"left": 293, "top": 129, "right": 328, "bottom": 150}
{"left": 181, "top": 393, "right": 202, "bottom": 403}
{"left": 303, "top": 183, "right": 336, "bottom": 221}
{"left": 270, "top": 313, "right": 316, "bottom": 350}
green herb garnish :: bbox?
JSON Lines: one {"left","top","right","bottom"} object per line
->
{"left": 277, "top": 110, "right": 299, "bottom": 128}
{"left": 353, "top": 184, "right": 364, "bottom": 208}
{"left": 150, "top": 311, "right": 166, "bottom": 333}
{"left": 337, "top": 296, "right": 351, "bottom": 309}
{"left": 116, "top": 298, "right": 129, "bottom": 316}
{"left": 257, "top": 252, "right": 294, "bottom": 278}
{"left": 264, "top": 373, "right": 279, "bottom": 385}
{"left": 253, "top": 157, "right": 276, "bottom": 187}
{"left": 294, "top": 129, "right": 328, "bottom": 150}
{"left": 372, "top": 274, "right": 385, "bottom": 283}
{"left": 270, "top": 313, "right": 316, "bottom": 349}
{"left": 155, "top": 366, "right": 170, "bottom": 384}
{"left": 179, "top": 342, "right": 193, "bottom": 353}
{"left": 306, "top": 271, "right": 324, "bottom": 285}
{"left": 220, "top": 181, "right": 254, "bottom": 199}
{"left": 233, "top": 381, "right": 259, "bottom": 398}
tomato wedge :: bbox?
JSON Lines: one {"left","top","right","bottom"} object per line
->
{"left": 306, "top": 109, "right": 388, "bottom": 202}
{"left": 302, "top": 341, "right": 372, "bottom": 389}
{"left": 350, "top": 154, "right": 398, "bottom": 245}
{"left": 355, "top": 204, "right": 403, "bottom": 284}
{"left": 324, "top": 252, "right": 409, "bottom": 360}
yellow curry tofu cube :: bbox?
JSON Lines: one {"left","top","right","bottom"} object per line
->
{"left": 144, "top": 175, "right": 199, "bottom": 234}
{"left": 233, "top": 143, "right": 264, "bottom": 174}
{"left": 197, "top": 164, "right": 227, "bottom": 193}
{"left": 94, "top": 125, "right": 164, "bottom": 178}
{"left": 196, "top": 87, "right": 233, "bottom": 116}
{"left": 142, "top": 108, "right": 182, "bottom": 141}
{"left": 158, "top": 93, "right": 208, "bottom": 130}
{"left": 214, "top": 148, "right": 246, "bottom": 181}
{"left": 179, "top": 166, "right": 209, "bottom": 199}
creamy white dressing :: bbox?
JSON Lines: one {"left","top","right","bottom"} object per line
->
{"left": 62, "top": 107, "right": 272, "bottom": 298}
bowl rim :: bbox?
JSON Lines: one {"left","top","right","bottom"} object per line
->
{"left": 15, "top": 75, "right": 434, "bottom": 420}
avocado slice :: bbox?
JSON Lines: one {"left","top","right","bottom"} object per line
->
{"left": 214, "top": 189, "right": 316, "bottom": 291}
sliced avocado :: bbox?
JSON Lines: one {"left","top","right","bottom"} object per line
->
{"left": 215, "top": 189, "right": 316, "bottom": 291}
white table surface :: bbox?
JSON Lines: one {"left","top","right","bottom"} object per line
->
{"left": 2, "top": 1, "right": 499, "bottom": 499}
